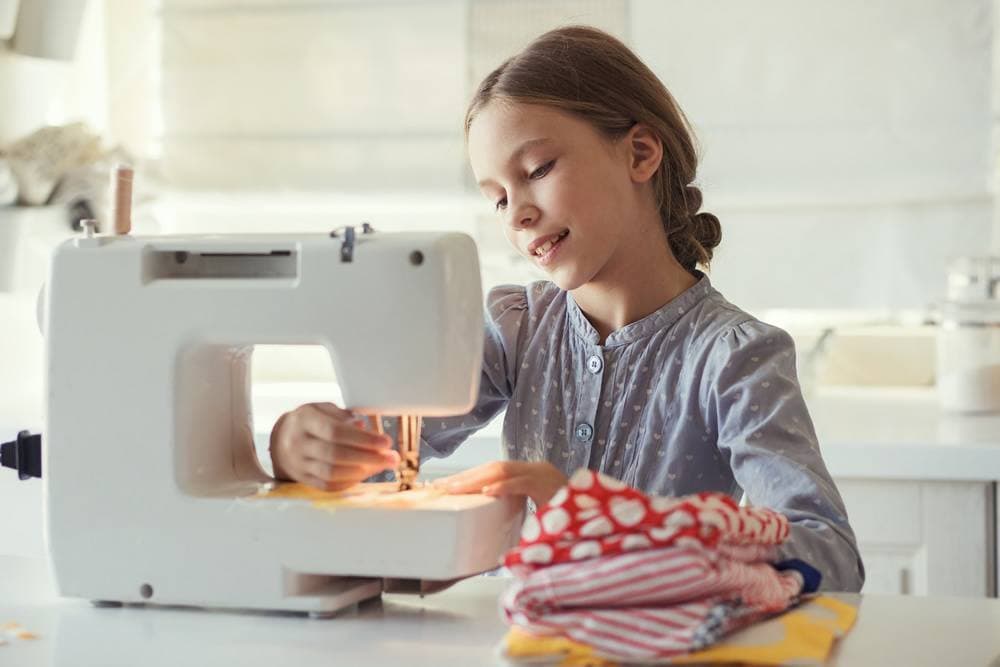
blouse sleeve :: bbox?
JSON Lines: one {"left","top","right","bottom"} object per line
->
{"left": 413, "top": 284, "right": 528, "bottom": 461}
{"left": 702, "top": 320, "right": 865, "bottom": 592}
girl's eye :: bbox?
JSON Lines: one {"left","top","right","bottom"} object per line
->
{"left": 530, "top": 160, "right": 555, "bottom": 179}
{"left": 491, "top": 160, "right": 553, "bottom": 212}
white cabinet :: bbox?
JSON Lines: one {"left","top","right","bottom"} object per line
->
{"left": 837, "top": 479, "right": 996, "bottom": 597}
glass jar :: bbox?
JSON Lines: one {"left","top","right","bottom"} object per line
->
{"left": 936, "top": 257, "right": 1000, "bottom": 413}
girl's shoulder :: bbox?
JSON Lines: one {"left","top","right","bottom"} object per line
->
{"left": 693, "top": 288, "right": 797, "bottom": 361}
{"left": 485, "top": 280, "right": 563, "bottom": 321}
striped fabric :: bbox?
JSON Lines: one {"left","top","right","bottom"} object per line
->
{"left": 500, "top": 470, "right": 802, "bottom": 662}
{"left": 502, "top": 545, "right": 802, "bottom": 659}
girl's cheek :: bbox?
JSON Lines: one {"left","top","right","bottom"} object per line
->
{"left": 542, "top": 176, "right": 573, "bottom": 209}
{"left": 502, "top": 227, "right": 520, "bottom": 251}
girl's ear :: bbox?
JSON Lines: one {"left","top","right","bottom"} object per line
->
{"left": 624, "top": 124, "right": 663, "bottom": 184}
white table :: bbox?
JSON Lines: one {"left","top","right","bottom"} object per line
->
{"left": 4, "top": 556, "right": 1000, "bottom": 667}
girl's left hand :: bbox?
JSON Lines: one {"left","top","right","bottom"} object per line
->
{"left": 434, "top": 461, "right": 568, "bottom": 507}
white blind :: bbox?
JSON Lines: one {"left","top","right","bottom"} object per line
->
{"left": 152, "top": 0, "right": 991, "bottom": 203}
{"left": 139, "top": 0, "right": 994, "bottom": 309}
{"left": 156, "top": 0, "right": 626, "bottom": 190}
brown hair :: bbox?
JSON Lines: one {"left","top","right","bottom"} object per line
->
{"left": 465, "top": 26, "right": 721, "bottom": 272}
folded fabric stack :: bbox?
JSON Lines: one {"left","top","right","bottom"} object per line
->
{"left": 499, "top": 469, "right": 806, "bottom": 664}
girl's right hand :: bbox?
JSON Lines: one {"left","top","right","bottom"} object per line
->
{"left": 269, "top": 402, "right": 399, "bottom": 491}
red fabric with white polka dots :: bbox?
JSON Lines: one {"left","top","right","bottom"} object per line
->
{"left": 504, "top": 469, "right": 789, "bottom": 569}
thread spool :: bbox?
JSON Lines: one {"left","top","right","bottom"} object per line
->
{"left": 112, "top": 165, "right": 133, "bottom": 235}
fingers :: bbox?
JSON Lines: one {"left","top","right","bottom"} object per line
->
{"left": 310, "top": 404, "right": 385, "bottom": 438}
{"left": 434, "top": 461, "right": 522, "bottom": 494}
{"left": 433, "top": 465, "right": 492, "bottom": 492}
{"left": 292, "top": 440, "right": 398, "bottom": 492}
{"left": 483, "top": 474, "right": 564, "bottom": 508}
{"left": 270, "top": 402, "right": 401, "bottom": 490}
{"left": 481, "top": 476, "right": 534, "bottom": 497}
{"left": 435, "top": 461, "right": 568, "bottom": 507}
{"left": 297, "top": 405, "right": 393, "bottom": 451}
{"left": 310, "top": 402, "right": 354, "bottom": 420}
{"left": 299, "top": 458, "right": 375, "bottom": 490}
{"left": 301, "top": 435, "right": 399, "bottom": 470}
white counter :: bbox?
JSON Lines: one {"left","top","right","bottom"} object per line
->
{"left": 3, "top": 556, "right": 1000, "bottom": 667}
{"left": 809, "top": 387, "right": 1000, "bottom": 481}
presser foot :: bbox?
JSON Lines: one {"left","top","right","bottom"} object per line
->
{"left": 396, "top": 463, "right": 419, "bottom": 492}
{"left": 395, "top": 415, "right": 422, "bottom": 492}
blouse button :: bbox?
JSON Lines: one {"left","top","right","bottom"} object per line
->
{"left": 586, "top": 355, "right": 603, "bottom": 374}
{"left": 575, "top": 423, "right": 594, "bottom": 442}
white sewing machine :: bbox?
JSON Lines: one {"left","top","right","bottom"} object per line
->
{"left": 39, "top": 224, "right": 524, "bottom": 617}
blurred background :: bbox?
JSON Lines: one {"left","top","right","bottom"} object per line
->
{"left": 3, "top": 0, "right": 993, "bottom": 387}
{"left": 1, "top": 0, "right": 999, "bottom": 597}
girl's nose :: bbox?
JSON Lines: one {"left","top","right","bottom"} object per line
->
{"left": 507, "top": 201, "right": 539, "bottom": 230}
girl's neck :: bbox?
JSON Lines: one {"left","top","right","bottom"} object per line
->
{"left": 571, "top": 215, "right": 698, "bottom": 345}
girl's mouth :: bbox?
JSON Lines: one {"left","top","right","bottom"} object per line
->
{"left": 533, "top": 230, "right": 569, "bottom": 266}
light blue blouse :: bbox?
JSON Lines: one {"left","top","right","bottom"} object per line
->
{"left": 415, "top": 272, "right": 864, "bottom": 592}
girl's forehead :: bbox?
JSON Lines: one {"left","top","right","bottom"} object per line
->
{"left": 468, "top": 102, "right": 612, "bottom": 184}
{"left": 469, "top": 103, "right": 599, "bottom": 165}
{"left": 474, "top": 101, "right": 574, "bottom": 136}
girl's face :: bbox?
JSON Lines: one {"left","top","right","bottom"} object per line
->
{"left": 467, "top": 102, "right": 639, "bottom": 291}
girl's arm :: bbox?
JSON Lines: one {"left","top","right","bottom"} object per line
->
{"left": 704, "top": 320, "right": 866, "bottom": 593}
{"left": 382, "top": 285, "right": 527, "bottom": 465}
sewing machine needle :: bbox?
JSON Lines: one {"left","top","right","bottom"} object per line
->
{"left": 396, "top": 415, "right": 421, "bottom": 492}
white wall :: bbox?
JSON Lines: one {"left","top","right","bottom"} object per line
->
{"left": 632, "top": 0, "right": 992, "bottom": 310}
{"left": 140, "top": 0, "right": 994, "bottom": 311}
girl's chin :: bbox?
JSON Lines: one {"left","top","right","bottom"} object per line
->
{"left": 546, "top": 268, "right": 589, "bottom": 292}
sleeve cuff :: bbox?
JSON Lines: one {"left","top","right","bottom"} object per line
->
{"left": 774, "top": 558, "right": 823, "bottom": 594}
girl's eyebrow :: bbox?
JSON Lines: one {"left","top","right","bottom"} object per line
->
{"left": 477, "top": 137, "right": 552, "bottom": 187}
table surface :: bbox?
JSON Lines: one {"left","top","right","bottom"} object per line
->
{"left": 4, "top": 556, "right": 1000, "bottom": 667}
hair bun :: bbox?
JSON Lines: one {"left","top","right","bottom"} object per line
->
{"left": 691, "top": 211, "right": 722, "bottom": 251}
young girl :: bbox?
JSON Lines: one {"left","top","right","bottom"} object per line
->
{"left": 270, "top": 26, "right": 864, "bottom": 593}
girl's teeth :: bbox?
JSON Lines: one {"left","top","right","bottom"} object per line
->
{"left": 535, "top": 232, "right": 568, "bottom": 257}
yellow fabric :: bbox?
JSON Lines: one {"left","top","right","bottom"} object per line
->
{"left": 501, "top": 596, "right": 858, "bottom": 667}
{"left": 252, "top": 481, "right": 445, "bottom": 510}
{"left": 503, "top": 626, "right": 618, "bottom": 667}
{"left": 672, "top": 596, "right": 858, "bottom": 665}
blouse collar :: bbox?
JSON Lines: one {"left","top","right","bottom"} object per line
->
{"left": 565, "top": 271, "right": 714, "bottom": 347}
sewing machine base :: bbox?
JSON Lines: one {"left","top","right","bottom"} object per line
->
{"left": 52, "top": 489, "right": 524, "bottom": 616}
{"left": 87, "top": 575, "right": 472, "bottom": 618}
{"left": 90, "top": 576, "right": 384, "bottom": 617}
